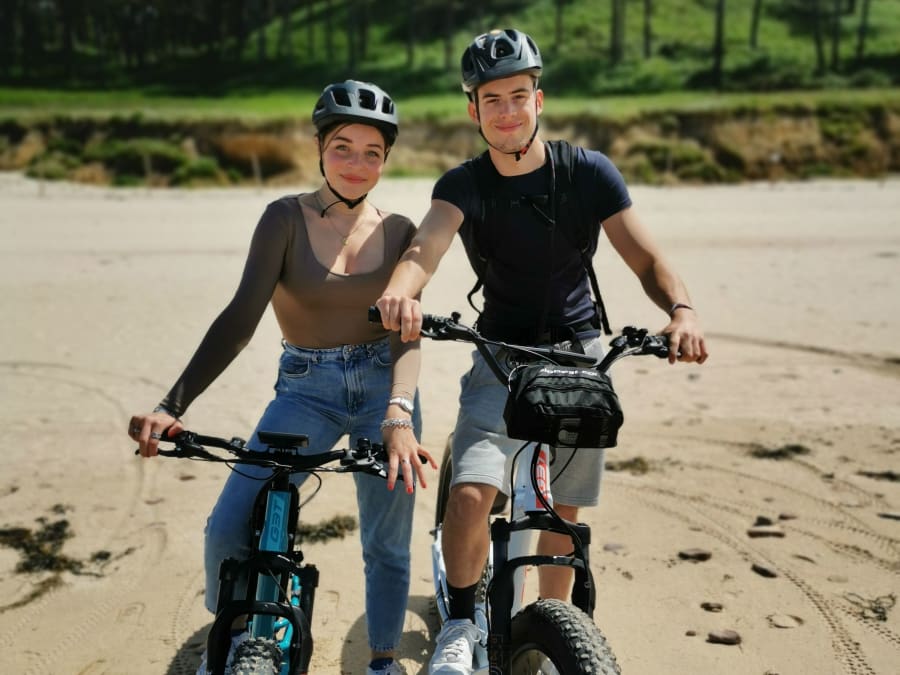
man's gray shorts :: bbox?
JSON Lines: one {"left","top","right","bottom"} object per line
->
{"left": 449, "top": 336, "right": 606, "bottom": 508}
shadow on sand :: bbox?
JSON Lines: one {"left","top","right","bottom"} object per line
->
{"left": 164, "top": 593, "right": 439, "bottom": 674}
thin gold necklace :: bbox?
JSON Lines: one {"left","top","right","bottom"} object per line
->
{"left": 315, "top": 191, "right": 364, "bottom": 246}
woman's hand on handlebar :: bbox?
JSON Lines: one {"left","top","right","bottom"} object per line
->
{"left": 128, "top": 411, "right": 184, "bottom": 458}
{"left": 662, "top": 311, "right": 709, "bottom": 365}
{"left": 381, "top": 425, "right": 437, "bottom": 493}
{"left": 375, "top": 294, "right": 423, "bottom": 343}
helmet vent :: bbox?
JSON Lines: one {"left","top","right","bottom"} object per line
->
{"left": 493, "top": 39, "right": 513, "bottom": 58}
{"left": 332, "top": 88, "right": 352, "bottom": 108}
{"left": 358, "top": 88, "right": 376, "bottom": 111}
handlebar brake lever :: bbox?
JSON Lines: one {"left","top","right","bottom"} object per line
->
{"left": 642, "top": 334, "right": 671, "bottom": 359}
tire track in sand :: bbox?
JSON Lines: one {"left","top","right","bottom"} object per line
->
{"left": 609, "top": 476, "right": 880, "bottom": 674}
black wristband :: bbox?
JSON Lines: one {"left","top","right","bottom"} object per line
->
{"left": 668, "top": 302, "right": 694, "bottom": 318}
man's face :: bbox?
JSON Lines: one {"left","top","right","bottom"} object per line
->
{"left": 469, "top": 73, "right": 543, "bottom": 154}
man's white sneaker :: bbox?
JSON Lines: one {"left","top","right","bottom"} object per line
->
{"left": 429, "top": 619, "right": 482, "bottom": 674}
{"left": 366, "top": 660, "right": 407, "bottom": 675}
{"left": 195, "top": 630, "right": 249, "bottom": 675}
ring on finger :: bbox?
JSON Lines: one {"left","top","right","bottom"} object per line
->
{"left": 130, "top": 426, "right": 141, "bottom": 435}
{"left": 150, "top": 431, "right": 162, "bottom": 440}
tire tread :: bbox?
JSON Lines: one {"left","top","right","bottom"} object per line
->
{"left": 511, "top": 598, "right": 620, "bottom": 674}
{"left": 230, "top": 637, "right": 282, "bottom": 675}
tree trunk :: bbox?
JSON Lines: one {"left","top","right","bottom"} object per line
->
{"left": 306, "top": 0, "right": 315, "bottom": 59}
{"left": 443, "top": 1, "right": 454, "bottom": 72}
{"left": 359, "top": 0, "right": 368, "bottom": 60}
{"left": 232, "top": 0, "right": 251, "bottom": 60}
{"left": 59, "top": 0, "right": 77, "bottom": 79}
{"left": 749, "top": 0, "right": 762, "bottom": 48}
{"left": 610, "top": 0, "right": 625, "bottom": 65}
{"left": 0, "top": 0, "right": 18, "bottom": 77}
{"left": 643, "top": 0, "right": 653, "bottom": 58}
{"left": 21, "top": 2, "right": 42, "bottom": 76}
{"left": 254, "top": 0, "right": 269, "bottom": 62}
{"left": 276, "top": 0, "right": 293, "bottom": 58}
{"left": 712, "top": 0, "right": 726, "bottom": 89}
{"left": 555, "top": 0, "right": 564, "bottom": 54}
{"left": 405, "top": 0, "right": 414, "bottom": 68}
{"left": 346, "top": 0, "right": 357, "bottom": 71}
{"left": 829, "top": 0, "right": 841, "bottom": 71}
{"left": 855, "top": 0, "right": 871, "bottom": 60}
{"left": 811, "top": 0, "right": 826, "bottom": 74}
{"left": 325, "top": 0, "right": 333, "bottom": 62}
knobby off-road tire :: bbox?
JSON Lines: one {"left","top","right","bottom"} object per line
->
{"left": 510, "top": 598, "right": 620, "bottom": 675}
{"left": 230, "top": 637, "right": 283, "bottom": 675}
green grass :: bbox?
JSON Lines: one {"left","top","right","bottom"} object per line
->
{"left": 3, "top": 86, "right": 898, "bottom": 124}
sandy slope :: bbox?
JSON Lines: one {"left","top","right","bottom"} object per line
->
{"left": 0, "top": 172, "right": 898, "bottom": 674}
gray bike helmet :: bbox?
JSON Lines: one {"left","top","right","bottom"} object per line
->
{"left": 312, "top": 80, "right": 399, "bottom": 146}
{"left": 461, "top": 29, "right": 542, "bottom": 96}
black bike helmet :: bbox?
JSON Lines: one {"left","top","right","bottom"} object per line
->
{"left": 461, "top": 29, "right": 542, "bottom": 97}
{"left": 312, "top": 80, "right": 399, "bottom": 146}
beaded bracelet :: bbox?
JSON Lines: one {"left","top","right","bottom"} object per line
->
{"left": 380, "top": 418, "right": 414, "bottom": 430}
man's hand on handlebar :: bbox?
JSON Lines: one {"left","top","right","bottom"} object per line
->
{"left": 662, "top": 311, "right": 708, "bottom": 365}
{"left": 375, "top": 294, "right": 423, "bottom": 342}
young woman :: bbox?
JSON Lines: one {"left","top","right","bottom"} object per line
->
{"left": 129, "top": 80, "right": 435, "bottom": 675}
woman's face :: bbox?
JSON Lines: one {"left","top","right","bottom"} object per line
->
{"left": 469, "top": 73, "right": 543, "bottom": 154}
{"left": 319, "top": 123, "right": 387, "bottom": 198}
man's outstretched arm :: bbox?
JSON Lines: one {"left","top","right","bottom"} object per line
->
{"left": 377, "top": 199, "right": 464, "bottom": 341}
{"left": 602, "top": 206, "right": 708, "bottom": 364}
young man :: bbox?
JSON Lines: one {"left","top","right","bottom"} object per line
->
{"left": 376, "top": 29, "right": 708, "bottom": 674}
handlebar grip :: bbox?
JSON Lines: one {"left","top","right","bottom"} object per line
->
{"left": 367, "top": 305, "right": 444, "bottom": 332}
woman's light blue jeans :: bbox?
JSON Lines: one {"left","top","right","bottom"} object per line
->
{"left": 203, "top": 337, "right": 421, "bottom": 653}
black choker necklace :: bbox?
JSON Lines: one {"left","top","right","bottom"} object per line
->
{"left": 314, "top": 192, "right": 366, "bottom": 246}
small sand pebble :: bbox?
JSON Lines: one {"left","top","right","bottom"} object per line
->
{"left": 752, "top": 563, "right": 778, "bottom": 578}
{"left": 685, "top": 629, "right": 697, "bottom": 636}
{"left": 701, "top": 601, "right": 724, "bottom": 612}
{"left": 678, "top": 548, "right": 712, "bottom": 562}
{"left": 779, "top": 512, "right": 798, "bottom": 521}
{"left": 603, "top": 542, "right": 625, "bottom": 553}
{"left": 747, "top": 525, "right": 786, "bottom": 538}
{"left": 767, "top": 613, "right": 803, "bottom": 628}
{"left": 754, "top": 515, "right": 774, "bottom": 526}
{"left": 707, "top": 629, "right": 742, "bottom": 645}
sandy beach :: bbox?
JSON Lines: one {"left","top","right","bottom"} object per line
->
{"left": 1, "top": 171, "right": 898, "bottom": 674}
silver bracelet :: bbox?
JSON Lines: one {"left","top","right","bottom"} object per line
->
{"left": 380, "top": 417, "right": 414, "bottom": 430}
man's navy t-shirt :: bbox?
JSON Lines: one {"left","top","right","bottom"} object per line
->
{"left": 432, "top": 145, "right": 632, "bottom": 341}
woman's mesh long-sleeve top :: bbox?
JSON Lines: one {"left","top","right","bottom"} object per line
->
{"left": 160, "top": 195, "right": 418, "bottom": 417}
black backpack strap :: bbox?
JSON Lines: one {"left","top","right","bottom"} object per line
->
{"left": 547, "top": 140, "right": 612, "bottom": 335}
{"left": 462, "top": 151, "right": 501, "bottom": 319}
